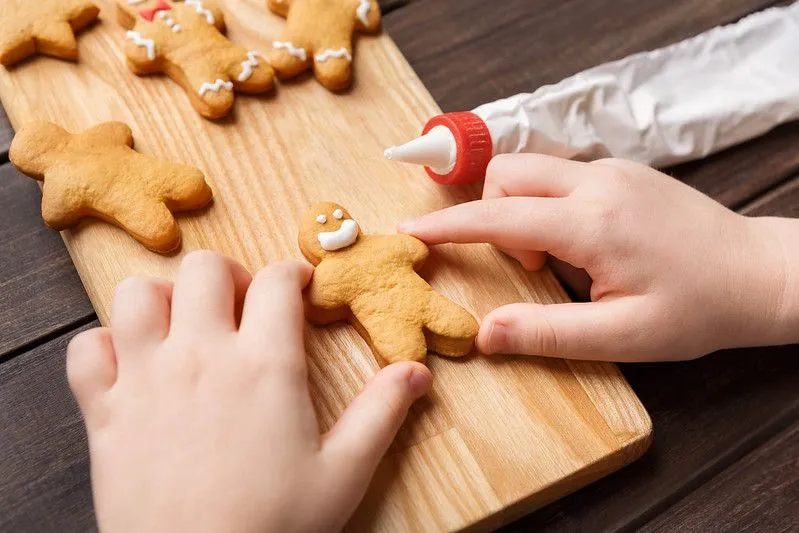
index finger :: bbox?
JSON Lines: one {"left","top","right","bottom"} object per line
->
{"left": 398, "top": 196, "right": 579, "bottom": 257}
{"left": 239, "top": 260, "right": 313, "bottom": 366}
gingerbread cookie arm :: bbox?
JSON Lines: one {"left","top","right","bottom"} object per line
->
{"left": 122, "top": 27, "right": 162, "bottom": 73}
{"left": 0, "top": 32, "right": 36, "bottom": 66}
{"left": 395, "top": 234, "right": 429, "bottom": 269}
{"left": 304, "top": 261, "right": 352, "bottom": 312}
{"left": 354, "top": 0, "right": 381, "bottom": 32}
{"left": 158, "top": 164, "right": 213, "bottom": 211}
{"left": 177, "top": 0, "right": 225, "bottom": 32}
{"left": 266, "top": 0, "right": 292, "bottom": 17}
{"left": 78, "top": 121, "right": 134, "bottom": 148}
{"left": 34, "top": 21, "right": 80, "bottom": 60}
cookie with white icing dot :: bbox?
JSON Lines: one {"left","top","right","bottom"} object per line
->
{"left": 267, "top": 0, "right": 381, "bottom": 91}
{"left": 117, "top": 0, "right": 275, "bottom": 119}
{"left": 298, "top": 202, "right": 478, "bottom": 365}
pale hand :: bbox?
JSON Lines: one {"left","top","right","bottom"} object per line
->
{"left": 400, "top": 155, "right": 798, "bottom": 361}
{"left": 67, "top": 251, "right": 432, "bottom": 533}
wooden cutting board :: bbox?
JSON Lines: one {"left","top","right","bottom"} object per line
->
{"left": 0, "top": 0, "right": 651, "bottom": 530}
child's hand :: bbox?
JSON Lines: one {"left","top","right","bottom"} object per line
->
{"left": 67, "top": 251, "right": 432, "bottom": 533}
{"left": 400, "top": 155, "right": 796, "bottom": 361}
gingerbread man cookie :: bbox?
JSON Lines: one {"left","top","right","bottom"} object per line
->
{"left": 9, "top": 121, "right": 212, "bottom": 253}
{"left": 0, "top": 0, "right": 99, "bottom": 67}
{"left": 117, "top": 0, "right": 275, "bottom": 119}
{"left": 299, "top": 202, "right": 478, "bottom": 365}
{"left": 268, "top": 0, "right": 381, "bottom": 91}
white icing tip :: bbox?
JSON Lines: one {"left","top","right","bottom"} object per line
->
{"left": 383, "top": 126, "right": 457, "bottom": 174}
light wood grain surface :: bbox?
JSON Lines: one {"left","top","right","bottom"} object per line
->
{"left": 0, "top": 0, "right": 651, "bottom": 530}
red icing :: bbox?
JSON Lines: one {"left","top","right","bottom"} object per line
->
{"left": 139, "top": 0, "right": 171, "bottom": 21}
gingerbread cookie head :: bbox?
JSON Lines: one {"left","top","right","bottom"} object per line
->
{"left": 298, "top": 201, "right": 361, "bottom": 264}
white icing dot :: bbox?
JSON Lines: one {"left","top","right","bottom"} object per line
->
{"left": 333, "top": 209, "right": 344, "bottom": 220}
{"left": 158, "top": 11, "right": 167, "bottom": 18}
{"left": 316, "top": 214, "right": 327, "bottom": 224}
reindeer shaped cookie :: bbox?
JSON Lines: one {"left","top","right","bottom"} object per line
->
{"left": 118, "top": 0, "right": 275, "bottom": 119}
{"left": 299, "top": 202, "right": 478, "bottom": 365}
{"left": 9, "top": 121, "right": 212, "bottom": 253}
{"left": 268, "top": 0, "right": 381, "bottom": 90}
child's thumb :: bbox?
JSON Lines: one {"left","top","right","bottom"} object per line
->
{"left": 478, "top": 301, "right": 638, "bottom": 361}
{"left": 322, "top": 362, "right": 432, "bottom": 483}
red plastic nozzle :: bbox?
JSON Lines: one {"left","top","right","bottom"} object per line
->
{"left": 422, "top": 112, "right": 493, "bottom": 185}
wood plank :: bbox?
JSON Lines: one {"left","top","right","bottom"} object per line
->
{"left": 506, "top": 344, "right": 799, "bottom": 532}
{"left": 740, "top": 174, "right": 799, "bottom": 217}
{"left": 0, "top": 1, "right": 650, "bottom": 530}
{"left": 640, "top": 420, "right": 799, "bottom": 533}
{"left": 0, "top": 322, "right": 97, "bottom": 533}
{"left": 383, "top": 0, "right": 796, "bottom": 207}
{"left": 0, "top": 106, "right": 11, "bottom": 159}
{"left": 0, "top": 163, "right": 94, "bottom": 358}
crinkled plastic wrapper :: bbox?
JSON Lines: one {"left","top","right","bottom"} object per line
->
{"left": 473, "top": 3, "right": 799, "bottom": 168}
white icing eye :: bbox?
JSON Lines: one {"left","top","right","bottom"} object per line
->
{"left": 158, "top": 10, "right": 167, "bottom": 18}
{"left": 316, "top": 214, "right": 327, "bottom": 224}
{"left": 332, "top": 209, "right": 344, "bottom": 220}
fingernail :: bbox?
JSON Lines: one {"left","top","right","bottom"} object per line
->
{"left": 407, "top": 366, "right": 432, "bottom": 397}
{"left": 484, "top": 320, "right": 507, "bottom": 355}
{"left": 397, "top": 219, "right": 418, "bottom": 233}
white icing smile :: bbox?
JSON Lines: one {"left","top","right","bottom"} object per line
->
{"left": 318, "top": 219, "right": 359, "bottom": 251}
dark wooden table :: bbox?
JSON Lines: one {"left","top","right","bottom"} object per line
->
{"left": 1, "top": 1, "right": 798, "bottom": 531}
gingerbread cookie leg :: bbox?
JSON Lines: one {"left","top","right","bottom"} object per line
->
{"left": 105, "top": 198, "right": 183, "bottom": 252}
{"left": 225, "top": 48, "right": 274, "bottom": 94}
{"left": 357, "top": 313, "right": 428, "bottom": 364}
{"left": 423, "top": 292, "right": 478, "bottom": 357}
{"left": 312, "top": 40, "right": 353, "bottom": 92}
{"left": 179, "top": 63, "right": 236, "bottom": 119}
{"left": 270, "top": 34, "right": 312, "bottom": 80}
{"left": 40, "top": 174, "right": 88, "bottom": 229}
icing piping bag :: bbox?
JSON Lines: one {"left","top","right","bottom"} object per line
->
{"left": 384, "top": 3, "right": 799, "bottom": 185}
